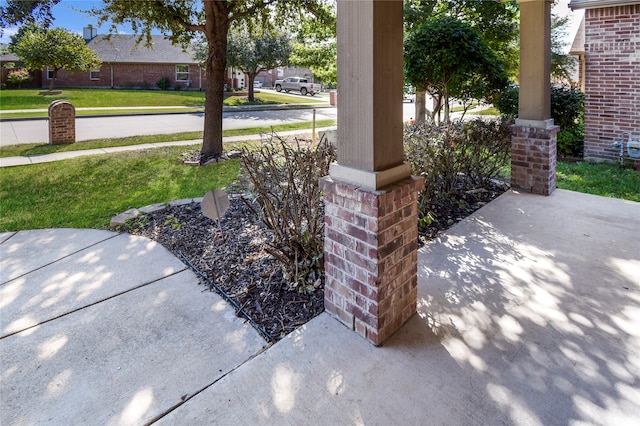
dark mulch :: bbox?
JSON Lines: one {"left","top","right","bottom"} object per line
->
{"left": 121, "top": 172, "right": 507, "bottom": 342}
{"left": 122, "top": 198, "right": 323, "bottom": 342}
{"left": 417, "top": 181, "right": 509, "bottom": 243}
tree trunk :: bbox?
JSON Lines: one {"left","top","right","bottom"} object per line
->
{"left": 49, "top": 69, "right": 56, "bottom": 91}
{"left": 443, "top": 86, "right": 450, "bottom": 124}
{"left": 247, "top": 73, "right": 257, "bottom": 102}
{"left": 415, "top": 90, "right": 427, "bottom": 124}
{"left": 201, "top": 8, "right": 230, "bottom": 163}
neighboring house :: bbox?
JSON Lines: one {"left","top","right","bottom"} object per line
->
{"left": 0, "top": 45, "right": 42, "bottom": 89}
{"left": 1, "top": 30, "right": 314, "bottom": 91}
{"left": 569, "top": 0, "right": 640, "bottom": 164}
{"left": 50, "top": 30, "right": 205, "bottom": 90}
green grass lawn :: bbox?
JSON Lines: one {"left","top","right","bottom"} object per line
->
{"left": 556, "top": 161, "right": 640, "bottom": 202}
{"left": 0, "top": 146, "right": 239, "bottom": 231}
{"left": 0, "top": 88, "right": 325, "bottom": 112}
{"left": 0, "top": 119, "right": 337, "bottom": 158}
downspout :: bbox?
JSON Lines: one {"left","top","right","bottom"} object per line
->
{"left": 110, "top": 63, "right": 114, "bottom": 88}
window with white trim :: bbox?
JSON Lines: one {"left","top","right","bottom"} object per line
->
{"left": 90, "top": 69, "right": 101, "bottom": 80}
{"left": 46, "top": 67, "right": 54, "bottom": 79}
{"left": 176, "top": 64, "right": 189, "bottom": 82}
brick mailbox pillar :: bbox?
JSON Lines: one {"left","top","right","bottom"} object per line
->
{"left": 48, "top": 100, "right": 75, "bottom": 145}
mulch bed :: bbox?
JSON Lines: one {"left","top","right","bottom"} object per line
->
{"left": 121, "top": 170, "right": 507, "bottom": 342}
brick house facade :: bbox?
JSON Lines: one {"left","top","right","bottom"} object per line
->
{"left": 569, "top": 0, "right": 640, "bottom": 164}
{"left": 48, "top": 33, "right": 205, "bottom": 90}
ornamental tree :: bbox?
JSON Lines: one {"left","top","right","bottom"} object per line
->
{"left": 227, "top": 30, "right": 292, "bottom": 102}
{"left": 12, "top": 27, "right": 101, "bottom": 91}
{"left": 404, "top": 16, "right": 508, "bottom": 123}
{"left": 404, "top": 0, "right": 518, "bottom": 123}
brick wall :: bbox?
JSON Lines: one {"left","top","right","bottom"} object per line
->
{"left": 321, "top": 176, "right": 423, "bottom": 346}
{"left": 45, "top": 63, "right": 205, "bottom": 90}
{"left": 583, "top": 4, "right": 640, "bottom": 163}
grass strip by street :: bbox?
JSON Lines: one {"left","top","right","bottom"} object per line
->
{"left": 0, "top": 119, "right": 337, "bottom": 158}
{"left": 0, "top": 107, "right": 205, "bottom": 119}
{"left": 0, "top": 88, "right": 325, "bottom": 110}
{"left": 0, "top": 146, "right": 239, "bottom": 232}
{"left": 556, "top": 161, "right": 640, "bottom": 202}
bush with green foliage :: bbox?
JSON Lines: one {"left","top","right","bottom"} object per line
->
{"left": 404, "top": 117, "right": 512, "bottom": 216}
{"left": 156, "top": 76, "right": 170, "bottom": 90}
{"left": 495, "top": 85, "right": 585, "bottom": 157}
{"left": 241, "top": 135, "right": 336, "bottom": 293}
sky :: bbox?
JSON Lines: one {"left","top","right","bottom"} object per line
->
{"left": 1, "top": 0, "right": 585, "bottom": 52}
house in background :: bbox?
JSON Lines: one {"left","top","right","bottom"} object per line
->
{"left": 569, "top": 0, "right": 640, "bottom": 165}
{"left": 51, "top": 28, "right": 205, "bottom": 90}
{"left": 0, "top": 45, "right": 42, "bottom": 89}
{"left": 1, "top": 28, "right": 315, "bottom": 91}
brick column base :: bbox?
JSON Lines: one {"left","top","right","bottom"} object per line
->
{"left": 320, "top": 176, "right": 424, "bottom": 346}
{"left": 511, "top": 125, "right": 559, "bottom": 195}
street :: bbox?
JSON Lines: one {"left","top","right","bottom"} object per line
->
{"left": 0, "top": 103, "right": 419, "bottom": 146}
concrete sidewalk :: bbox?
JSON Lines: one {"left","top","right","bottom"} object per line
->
{"left": 1, "top": 190, "right": 639, "bottom": 425}
{"left": 0, "top": 127, "right": 337, "bottom": 168}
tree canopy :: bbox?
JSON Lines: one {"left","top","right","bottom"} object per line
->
{"left": 405, "top": 0, "right": 519, "bottom": 79}
{"left": 404, "top": 15, "right": 509, "bottom": 123}
{"left": 551, "top": 13, "right": 577, "bottom": 85}
{"left": 403, "top": 0, "right": 517, "bottom": 123}
{"left": 289, "top": 14, "right": 337, "bottom": 87}
{"left": 227, "top": 30, "right": 292, "bottom": 101}
{"left": 0, "top": 0, "right": 61, "bottom": 30}
{"left": 12, "top": 27, "right": 101, "bottom": 90}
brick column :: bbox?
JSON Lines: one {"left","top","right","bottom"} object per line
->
{"left": 48, "top": 100, "right": 76, "bottom": 145}
{"left": 513, "top": 0, "right": 556, "bottom": 196}
{"left": 321, "top": 176, "right": 423, "bottom": 346}
{"left": 511, "top": 124, "right": 559, "bottom": 195}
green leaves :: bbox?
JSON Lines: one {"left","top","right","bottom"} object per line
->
{"left": 11, "top": 27, "right": 101, "bottom": 90}
{"left": 404, "top": 15, "right": 509, "bottom": 122}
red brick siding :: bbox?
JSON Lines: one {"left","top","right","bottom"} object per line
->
{"left": 44, "top": 63, "right": 205, "bottom": 90}
{"left": 321, "top": 176, "right": 423, "bottom": 346}
{"left": 584, "top": 4, "right": 640, "bottom": 163}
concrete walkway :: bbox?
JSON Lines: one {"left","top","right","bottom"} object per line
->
{"left": 0, "top": 127, "right": 336, "bottom": 168}
{"left": 1, "top": 189, "right": 638, "bottom": 425}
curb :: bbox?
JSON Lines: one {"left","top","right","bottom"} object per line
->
{"left": 0, "top": 104, "right": 334, "bottom": 122}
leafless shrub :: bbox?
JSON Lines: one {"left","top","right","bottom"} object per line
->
{"left": 404, "top": 117, "right": 512, "bottom": 211}
{"left": 241, "top": 134, "right": 336, "bottom": 293}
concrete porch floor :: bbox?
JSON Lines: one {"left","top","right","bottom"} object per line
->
{"left": 1, "top": 189, "right": 639, "bottom": 425}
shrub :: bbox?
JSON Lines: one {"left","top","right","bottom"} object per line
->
{"left": 6, "top": 68, "right": 32, "bottom": 88}
{"left": 404, "top": 117, "right": 512, "bottom": 215}
{"left": 550, "top": 86, "right": 584, "bottom": 131}
{"left": 156, "top": 76, "right": 171, "bottom": 90}
{"left": 494, "top": 85, "right": 585, "bottom": 157}
{"left": 494, "top": 85, "right": 519, "bottom": 117}
{"left": 241, "top": 135, "right": 336, "bottom": 293}
{"left": 557, "top": 125, "right": 584, "bottom": 158}
{"left": 173, "top": 82, "right": 182, "bottom": 91}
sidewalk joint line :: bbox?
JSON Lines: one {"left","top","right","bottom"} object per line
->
{"left": 0, "top": 268, "right": 188, "bottom": 340}
{"left": 0, "top": 232, "right": 120, "bottom": 287}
